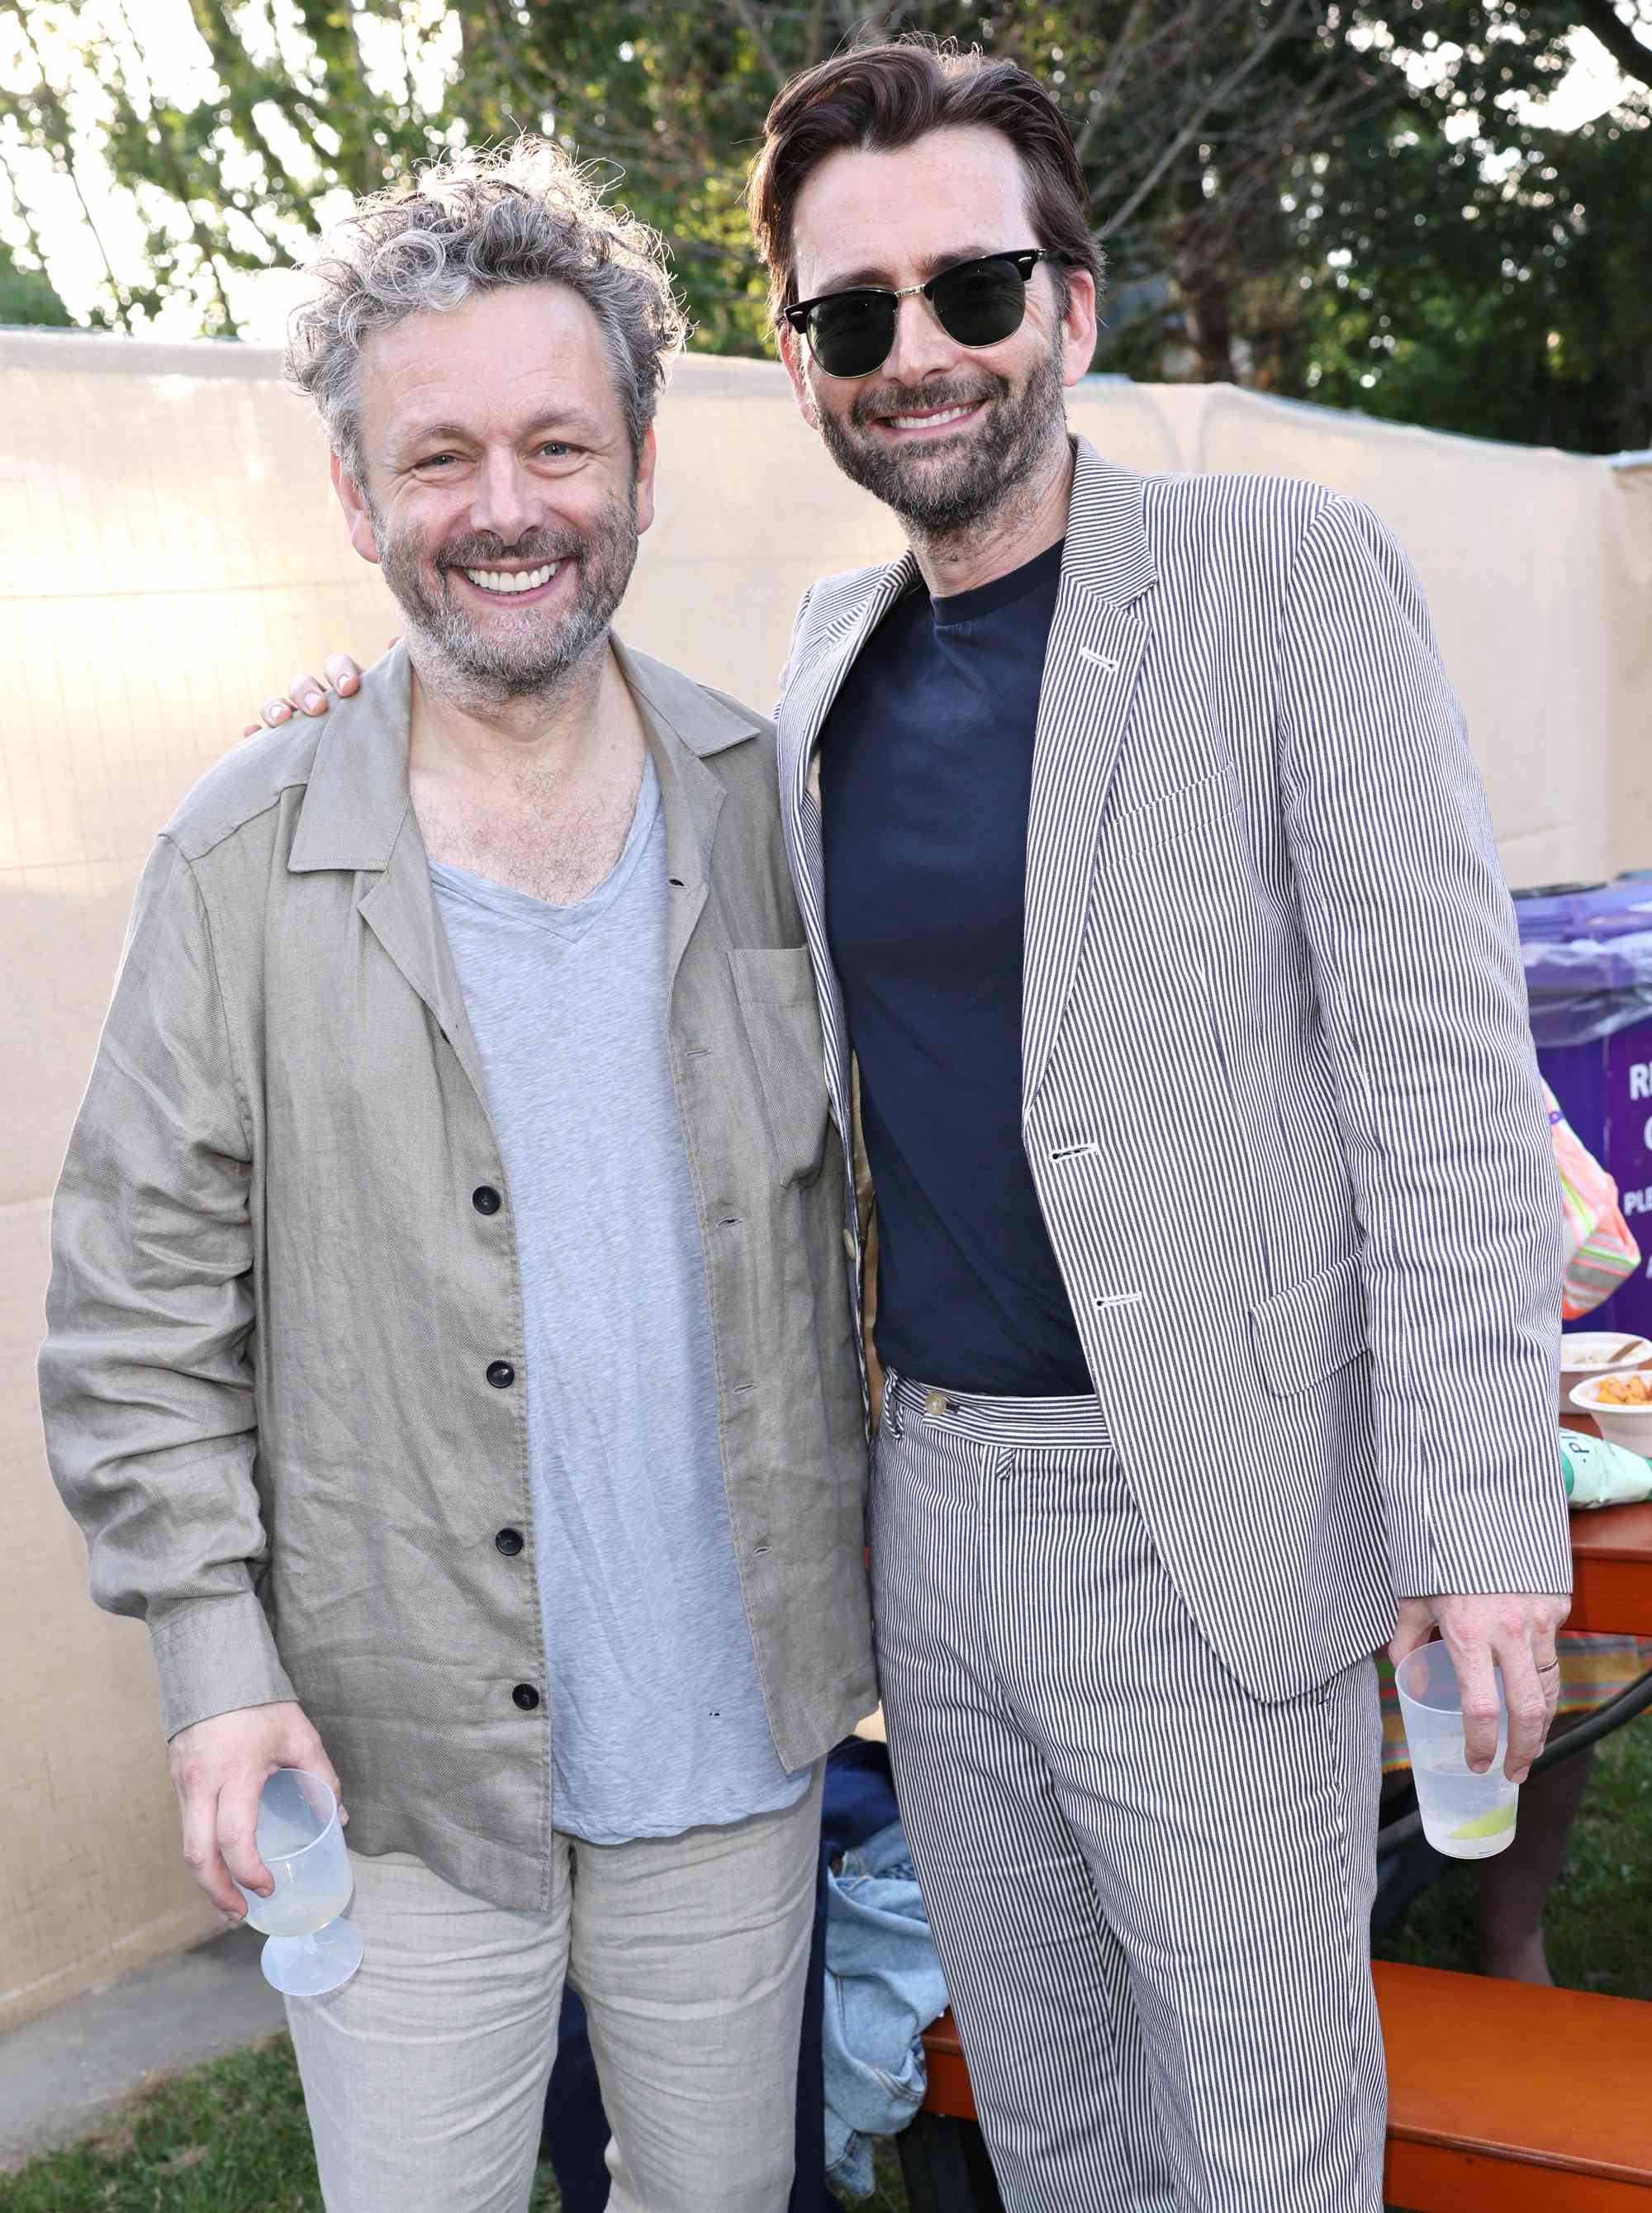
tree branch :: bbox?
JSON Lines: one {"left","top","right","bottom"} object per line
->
{"left": 1075, "top": 0, "right": 1157, "bottom": 164}
{"left": 725, "top": 0, "right": 787, "bottom": 93}
{"left": 1094, "top": 0, "right": 1311, "bottom": 240}
{"left": 0, "top": 144, "right": 55, "bottom": 272}
{"left": 1569, "top": 0, "right": 1652, "bottom": 89}
{"left": 5, "top": 3, "right": 134, "bottom": 328}
{"left": 112, "top": 0, "right": 238, "bottom": 329}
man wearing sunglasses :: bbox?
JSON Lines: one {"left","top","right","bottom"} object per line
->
{"left": 252, "top": 38, "right": 1569, "bottom": 2213}
{"left": 748, "top": 36, "right": 1569, "bottom": 2213}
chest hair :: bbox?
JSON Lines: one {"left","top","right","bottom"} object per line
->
{"left": 414, "top": 743, "right": 646, "bottom": 907}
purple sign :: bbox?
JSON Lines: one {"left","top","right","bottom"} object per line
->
{"left": 1541, "top": 1023, "right": 1652, "bottom": 1340}
{"left": 1603, "top": 1025, "right": 1652, "bottom": 1337}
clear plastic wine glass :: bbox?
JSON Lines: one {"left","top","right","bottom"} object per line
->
{"left": 233, "top": 1769, "right": 363, "bottom": 1995}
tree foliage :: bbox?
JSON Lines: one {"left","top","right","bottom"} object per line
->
{"left": 1303, "top": 94, "right": 1652, "bottom": 450}
{"left": 1293, "top": 4, "right": 1652, "bottom": 449}
{"left": 0, "top": 230, "right": 70, "bottom": 321}
{"left": 2, "top": 0, "right": 1650, "bottom": 449}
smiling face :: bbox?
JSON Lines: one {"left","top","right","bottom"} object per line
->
{"left": 782, "top": 126, "right": 1096, "bottom": 537}
{"left": 333, "top": 282, "right": 655, "bottom": 700}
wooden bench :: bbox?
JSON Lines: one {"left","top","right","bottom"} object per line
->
{"left": 903, "top": 1961, "right": 1652, "bottom": 2211}
{"left": 1379, "top": 1960, "right": 1652, "bottom": 2209}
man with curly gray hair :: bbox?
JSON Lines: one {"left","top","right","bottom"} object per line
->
{"left": 288, "top": 140, "right": 684, "bottom": 705}
{"left": 41, "top": 139, "right": 874, "bottom": 2213}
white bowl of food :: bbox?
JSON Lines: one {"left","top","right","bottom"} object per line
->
{"left": 1559, "top": 1331, "right": 1652, "bottom": 1404}
{"left": 1569, "top": 1369, "right": 1652, "bottom": 1454}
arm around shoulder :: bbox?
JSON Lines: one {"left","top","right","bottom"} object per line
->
{"left": 38, "top": 835, "right": 293, "bottom": 1739}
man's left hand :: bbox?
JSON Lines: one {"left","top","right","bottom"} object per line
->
{"left": 1389, "top": 1593, "right": 1569, "bottom": 1783}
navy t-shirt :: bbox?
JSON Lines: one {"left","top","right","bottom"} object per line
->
{"left": 819, "top": 538, "right": 1092, "bottom": 1396}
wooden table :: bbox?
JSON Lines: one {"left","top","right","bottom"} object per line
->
{"left": 1569, "top": 1502, "right": 1652, "bottom": 1636}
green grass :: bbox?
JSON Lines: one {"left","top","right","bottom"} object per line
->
{"left": 4, "top": 1717, "right": 1646, "bottom": 2212}
{"left": 1372, "top": 1709, "right": 1652, "bottom": 1997}
{"left": 0, "top": 2031, "right": 912, "bottom": 2211}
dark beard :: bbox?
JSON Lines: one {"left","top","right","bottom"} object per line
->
{"left": 374, "top": 493, "right": 639, "bottom": 703}
{"left": 815, "top": 335, "right": 1067, "bottom": 538}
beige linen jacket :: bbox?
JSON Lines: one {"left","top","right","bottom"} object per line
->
{"left": 40, "top": 640, "right": 875, "bottom": 1913}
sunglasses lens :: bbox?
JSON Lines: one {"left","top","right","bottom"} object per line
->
{"left": 933, "top": 258, "right": 1030, "bottom": 349}
{"left": 808, "top": 292, "right": 897, "bottom": 378}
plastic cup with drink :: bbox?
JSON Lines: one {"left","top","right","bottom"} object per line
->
{"left": 1394, "top": 1641, "right": 1520, "bottom": 1860}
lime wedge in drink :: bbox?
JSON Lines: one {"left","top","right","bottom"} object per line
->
{"left": 1449, "top": 1802, "right": 1517, "bottom": 1841}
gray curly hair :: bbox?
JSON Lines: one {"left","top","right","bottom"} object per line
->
{"left": 286, "top": 139, "right": 688, "bottom": 480}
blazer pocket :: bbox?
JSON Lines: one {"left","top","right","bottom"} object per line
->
{"left": 1099, "top": 764, "right": 1237, "bottom": 855}
{"left": 1251, "top": 1252, "right": 1369, "bottom": 1396}
{"left": 729, "top": 946, "right": 831, "bottom": 1186}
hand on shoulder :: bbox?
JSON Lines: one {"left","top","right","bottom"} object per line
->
{"left": 241, "top": 648, "right": 385, "bottom": 737}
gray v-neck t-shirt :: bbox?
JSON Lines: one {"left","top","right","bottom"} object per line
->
{"left": 430, "top": 757, "right": 809, "bottom": 1843}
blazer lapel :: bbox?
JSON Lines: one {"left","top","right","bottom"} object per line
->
{"left": 779, "top": 553, "right": 918, "bottom": 1135}
{"left": 781, "top": 552, "right": 919, "bottom": 825}
{"left": 1022, "top": 444, "right": 1157, "bottom": 1112}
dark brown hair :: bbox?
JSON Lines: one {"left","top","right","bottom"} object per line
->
{"left": 748, "top": 37, "right": 1104, "bottom": 326}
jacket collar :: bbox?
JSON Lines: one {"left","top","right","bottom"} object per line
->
{"left": 287, "top": 634, "right": 758, "bottom": 879}
{"left": 794, "top": 431, "right": 1156, "bottom": 689}
{"left": 287, "top": 642, "right": 416, "bottom": 875}
{"left": 613, "top": 639, "right": 748, "bottom": 988}
{"left": 1061, "top": 435, "right": 1156, "bottom": 605}
{"left": 784, "top": 433, "right": 1155, "bottom": 817}
{"left": 779, "top": 434, "right": 1160, "bottom": 1119}
{"left": 1018, "top": 439, "right": 1156, "bottom": 1109}
{"left": 286, "top": 634, "right": 742, "bottom": 1077}
{"left": 612, "top": 636, "right": 765, "bottom": 757}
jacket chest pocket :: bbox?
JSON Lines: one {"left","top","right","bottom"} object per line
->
{"left": 1098, "top": 762, "right": 1240, "bottom": 859}
{"left": 729, "top": 946, "right": 831, "bottom": 1186}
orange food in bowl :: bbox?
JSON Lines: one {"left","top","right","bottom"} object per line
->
{"left": 1595, "top": 1371, "right": 1652, "bottom": 1407}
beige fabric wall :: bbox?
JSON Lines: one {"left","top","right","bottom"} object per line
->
{"left": 1132, "top": 383, "right": 1652, "bottom": 886}
{"left": 2, "top": 329, "right": 1650, "bottom": 2031}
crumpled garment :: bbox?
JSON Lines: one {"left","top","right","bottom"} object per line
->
{"left": 1559, "top": 1427, "right": 1652, "bottom": 1507}
{"left": 822, "top": 1816, "right": 949, "bottom": 2196}
{"left": 1546, "top": 1083, "right": 1640, "bottom": 1318}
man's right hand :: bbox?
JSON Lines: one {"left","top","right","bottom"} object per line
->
{"left": 169, "top": 1701, "right": 346, "bottom": 1922}
{"left": 243, "top": 652, "right": 368, "bottom": 738}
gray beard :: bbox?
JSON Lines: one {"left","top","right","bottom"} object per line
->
{"left": 373, "top": 494, "right": 638, "bottom": 706}
{"left": 816, "top": 334, "right": 1067, "bottom": 539}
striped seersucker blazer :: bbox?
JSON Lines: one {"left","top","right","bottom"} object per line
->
{"left": 776, "top": 435, "right": 1574, "bottom": 1704}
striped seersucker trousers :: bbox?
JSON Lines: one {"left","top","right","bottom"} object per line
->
{"left": 871, "top": 1370, "right": 1387, "bottom": 2213}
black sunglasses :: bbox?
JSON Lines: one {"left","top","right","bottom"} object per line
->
{"left": 784, "top": 249, "right": 1061, "bottom": 379}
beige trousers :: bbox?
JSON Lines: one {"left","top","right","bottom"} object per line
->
{"left": 284, "top": 1771, "right": 822, "bottom": 2213}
